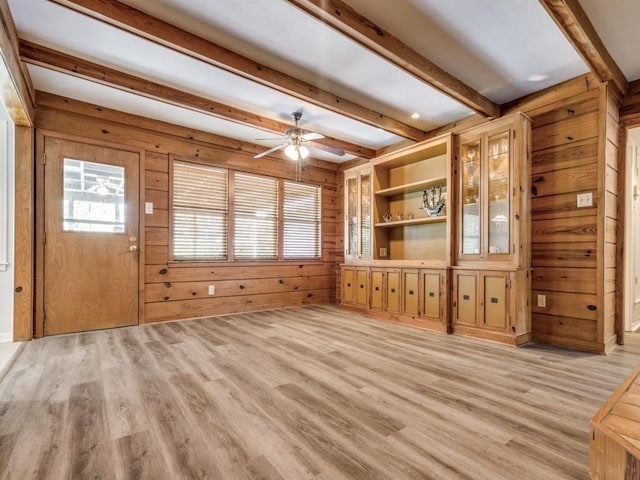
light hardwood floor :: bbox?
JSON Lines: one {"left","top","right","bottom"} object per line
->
{"left": 1, "top": 305, "right": 639, "bottom": 479}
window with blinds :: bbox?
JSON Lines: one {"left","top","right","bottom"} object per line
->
{"left": 283, "top": 181, "right": 321, "bottom": 259}
{"left": 234, "top": 172, "right": 278, "bottom": 259}
{"left": 172, "top": 161, "right": 228, "bottom": 260}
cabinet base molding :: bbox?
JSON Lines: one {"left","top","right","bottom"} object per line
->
{"left": 452, "top": 325, "right": 532, "bottom": 346}
{"left": 352, "top": 308, "right": 449, "bottom": 334}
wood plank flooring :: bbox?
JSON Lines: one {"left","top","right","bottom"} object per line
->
{"left": 1, "top": 304, "right": 640, "bottom": 479}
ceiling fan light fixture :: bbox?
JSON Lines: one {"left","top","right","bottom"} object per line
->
{"left": 284, "top": 144, "right": 309, "bottom": 160}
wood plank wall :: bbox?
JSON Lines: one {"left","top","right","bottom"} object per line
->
{"left": 494, "top": 75, "right": 619, "bottom": 353}
{"left": 34, "top": 92, "right": 339, "bottom": 326}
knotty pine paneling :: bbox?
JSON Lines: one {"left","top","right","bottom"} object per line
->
{"left": 141, "top": 150, "right": 338, "bottom": 322}
{"left": 531, "top": 242, "right": 597, "bottom": 269}
{"left": 34, "top": 99, "right": 338, "bottom": 325}
{"left": 145, "top": 275, "right": 334, "bottom": 303}
{"left": 604, "top": 85, "right": 621, "bottom": 348}
{"left": 145, "top": 263, "right": 335, "bottom": 284}
{"left": 12, "top": 125, "right": 34, "bottom": 341}
{"left": 144, "top": 289, "right": 335, "bottom": 323}
{"left": 145, "top": 227, "right": 168, "bottom": 246}
{"left": 517, "top": 83, "right": 613, "bottom": 352}
{"left": 531, "top": 138, "right": 598, "bottom": 175}
{"left": 532, "top": 266, "right": 597, "bottom": 294}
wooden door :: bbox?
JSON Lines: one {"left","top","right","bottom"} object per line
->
{"left": 422, "top": 272, "right": 440, "bottom": 319}
{"left": 386, "top": 269, "right": 400, "bottom": 313}
{"left": 43, "top": 137, "right": 140, "bottom": 335}
{"left": 454, "top": 271, "right": 477, "bottom": 326}
{"left": 370, "top": 269, "right": 383, "bottom": 309}
{"left": 342, "top": 267, "right": 355, "bottom": 304}
{"left": 356, "top": 269, "right": 368, "bottom": 306}
{"left": 403, "top": 270, "right": 419, "bottom": 316}
{"left": 481, "top": 272, "right": 508, "bottom": 330}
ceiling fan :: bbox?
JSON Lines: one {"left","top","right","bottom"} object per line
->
{"left": 254, "top": 112, "right": 345, "bottom": 160}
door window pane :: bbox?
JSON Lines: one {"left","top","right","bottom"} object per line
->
{"left": 63, "top": 159, "right": 125, "bottom": 233}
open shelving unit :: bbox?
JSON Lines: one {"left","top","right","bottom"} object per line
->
{"left": 372, "top": 134, "right": 453, "bottom": 263}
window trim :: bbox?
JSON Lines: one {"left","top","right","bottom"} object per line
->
{"left": 169, "top": 156, "right": 323, "bottom": 263}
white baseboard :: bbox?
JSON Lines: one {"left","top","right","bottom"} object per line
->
{"left": 0, "top": 333, "right": 11, "bottom": 343}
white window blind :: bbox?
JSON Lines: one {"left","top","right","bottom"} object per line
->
{"left": 283, "top": 181, "right": 321, "bottom": 259}
{"left": 233, "top": 172, "right": 278, "bottom": 259}
{"left": 173, "top": 161, "right": 228, "bottom": 260}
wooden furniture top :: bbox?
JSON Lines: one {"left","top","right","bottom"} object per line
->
{"left": 592, "top": 365, "right": 640, "bottom": 455}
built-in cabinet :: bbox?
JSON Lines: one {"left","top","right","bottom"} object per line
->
{"left": 340, "top": 265, "right": 449, "bottom": 333}
{"left": 340, "top": 114, "right": 531, "bottom": 346}
{"left": 452, "top": 113, "right": 532, "bottom": 345}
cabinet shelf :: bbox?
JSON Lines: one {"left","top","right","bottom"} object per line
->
{"left": 375, "top": 216, "right": 447, "bottom": 228}
{"left": 375, "top": 176, "right": 447, "bottom": 197}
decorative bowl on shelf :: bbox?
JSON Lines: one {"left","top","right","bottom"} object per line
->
{"left": 383, "top": 211, "right": 392, "bottom": 222}
{"left": 422, "top": 186, "right": 445, "bottom": 217}
{"left": 396, "top": 213, "right": 403, "bottom": 221}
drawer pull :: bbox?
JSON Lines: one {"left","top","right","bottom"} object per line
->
{"left": 463, "top": 294, "right": 470, "bottom": 301}
{"left": 360, "top": 284, "right": 364, "bottom": 289}
{"left": 347, "top": 283, "right": 351, "bottom": 287}
{"left": 391, "top": 288, "right": 396, "bottom": 293}
{"left": 587, "top": 305, "right": 597, "bottom": 311}
{"left": 409, "top": 290, "right": 414, "bottom": 295}
{"left": 491, "top": 297, "right": 499, "bottom": 304}
{"left": 429, "top": 291, "right": 435, "bottom": 298}
{"left": 375, "top": 286, "right": 379, "bottom": 291}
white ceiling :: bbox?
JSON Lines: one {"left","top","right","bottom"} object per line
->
{"left": 7, "top": 0, "right": 636, "bottom": 163}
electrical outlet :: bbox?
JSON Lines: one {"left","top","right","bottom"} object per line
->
{"left": 145, "top": 202, "right": 154, "bottom": 214}
{"left": 576, "top": 192, "right": 593, "bottom": 208}
{"left": 208, "top": 285, "right": 215, "bottom": 296}
{"left": 537, "top": 294, "right": 546, "bottom": 308}
{"left": 380, "top": 247, "right": 387, "bottom": 257}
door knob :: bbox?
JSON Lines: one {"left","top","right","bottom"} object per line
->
{"left": 129, "top": 245, "right": 139, "bottom": 252}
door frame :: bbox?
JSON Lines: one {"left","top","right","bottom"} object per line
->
{"left": 624, "top": 129, "right": 640, "bottom": 333}
{"left": 35, "top": 131, "right": 146, "bottom": 337}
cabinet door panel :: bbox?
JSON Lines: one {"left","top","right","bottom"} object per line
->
{"left": 356, "top": 270, "right": 368, "bottom": 306}
{"left": 423, "top": 273, "right": 440, "bottom": 318}
{"left": 456, "top": 274, "right": 477, "bottom": 326}
{"left": 370, "top": 270, "right": 383, "bottom": 309}
{"left": 386, "top": 270, "right": 400, "bottom": 313}
{"left": 484, "top": 275, "right": 507, "bottom": 329}
{"left": 403, "top": 272, "right": 419, "bottom": 316}
{"left": 343, "top": 269, "right": 355, "bottom": 304}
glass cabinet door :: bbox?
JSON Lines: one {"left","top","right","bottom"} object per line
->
{"left": 345, "top": 170, "right": 371, "bottom": 258}
{"left": 360, "top": 173, "right": 371, "bottom": 256}
{"left": 461, "top": 140, "right": 480, "bottom": 255}
{"left": 347, "top": 177, "right": 357, "bottom": 256}
{"left": 487, "top": 131, "right": 510, "bottom": 255}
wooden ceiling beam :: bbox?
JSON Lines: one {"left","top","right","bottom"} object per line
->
{"left": 48, "top": 0, "right": 427, "bottom": 142}
{"left": 20, "top": 40, "right": 375, "bottom": 158}
{"left": 539, "top": 0, "right": 628, "bottom": 97}
{"left": 0, "top": 0, "right": 34, "bottom": 125}
{"left": 287, "top": 0, "right": 499, "bottom": 118}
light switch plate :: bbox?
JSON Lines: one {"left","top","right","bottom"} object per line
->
{"left": 577, "top": 192, "right": 593, "bottom": 208}
{"left": 145, "top": 202, "right": 154, "bottom": 214}
{"left": 537, "top": 294, "right": 546, "bottom": 308}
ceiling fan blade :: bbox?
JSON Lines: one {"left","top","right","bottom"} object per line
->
{"left": 254, "top": 137, "right": 285, "bottom": 141}
{"left": 302, "top": 132, "right": 324, "bottom": 141}
{"left": 309, "top": 142, "right": 346, "bottom": 156}
{"left": 254, "top": 143, "right": 287, "bottom": 159}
